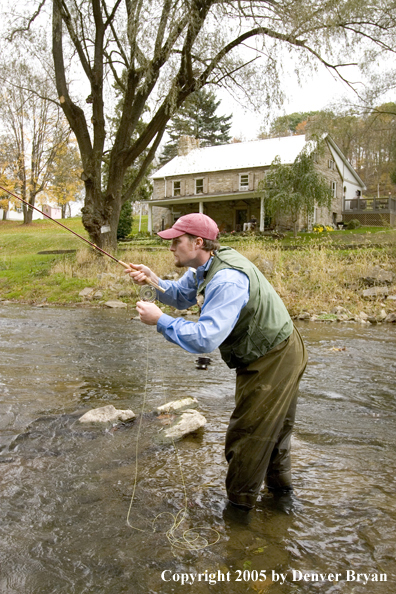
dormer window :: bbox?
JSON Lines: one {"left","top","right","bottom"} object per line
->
{"left": 239, "top": 174, "right": 249, "bottom": 191}
{"left": 172, "top": 180, "right": 181, "bottom": 196}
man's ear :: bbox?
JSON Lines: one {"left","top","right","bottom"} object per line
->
{"left": 195, "top": 237, "right": 204, "bottom": 249}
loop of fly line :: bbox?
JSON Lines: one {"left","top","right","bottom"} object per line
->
{"left": 126, "top": 292, "right": 220, "bottom": 550}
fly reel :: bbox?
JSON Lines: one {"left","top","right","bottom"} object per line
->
{"left": 139, "top": 285, "right": 157, "bottom": 302}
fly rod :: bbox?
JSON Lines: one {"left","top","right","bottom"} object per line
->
{"left": 0, "top": 185, "right": 165, "bottom": 293}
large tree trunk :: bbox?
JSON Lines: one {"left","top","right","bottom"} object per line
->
{"left": 24, "top": 188, "right": 38, "bottom": 225}
{"left": 80, "top": 177, "right": 122, "bottom": 251}
{"left": 24, "top": 206, "right": 33, "bottom": 224}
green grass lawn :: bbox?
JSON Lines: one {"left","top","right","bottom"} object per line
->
{"left": 0, "top": 218, "right": 93, "bottom": 303}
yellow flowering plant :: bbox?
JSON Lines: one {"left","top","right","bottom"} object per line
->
{"left": 313, "top": 224, "right": 334, "bottom": 233}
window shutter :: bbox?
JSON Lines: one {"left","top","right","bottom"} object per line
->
{"left": 203, "top": 177, "right": 208, "bottom": 193}
{"left": 248, "top": 173, "right": 254, "bottom": 190}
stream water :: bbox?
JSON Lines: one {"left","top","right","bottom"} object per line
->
{"left": 0, "top": 304, "right": 395, "bottom": 593}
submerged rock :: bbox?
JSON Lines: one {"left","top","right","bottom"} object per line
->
{"left": 79, "top": 405, "right": 135, "bottom": 424}
{"left": 162, "top": 409, "right": 206, "bottom": 441}
{"left": 155, "top": 397, "right": 198, "bottom": 414}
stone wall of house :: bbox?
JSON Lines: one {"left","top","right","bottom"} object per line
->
{"left": 205, "top": 199, "right": 261, "bottom": 233}
{"left": 313, "top": 143, "right": 344, "bottom": 226}
{"left": 153, "top": 167, "right": 265, "bottom": 201}
{"left": 152, "top": 205, "right": 174, "bottom": 231}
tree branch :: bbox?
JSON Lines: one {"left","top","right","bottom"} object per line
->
{"left": 101, "top": 0, "right": 130, "bottom": 68}
{"left": 56, "top": 0, "right": 93, "bottom": 80}
{"left": 7, "top": 0, "right": 48, "bottom": 42}
{"left": 52, "top": 0, "right": 93, "bottom": 168}
{"left": 122, "top": 127, "right": 165, "bottom": 203}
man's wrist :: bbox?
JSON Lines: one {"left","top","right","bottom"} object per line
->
{"left": 156, "top": 313, "right": 174, "bottom": 332}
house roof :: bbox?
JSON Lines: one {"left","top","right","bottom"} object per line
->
{"left": 152, "top": 135, "right": 308, "bottom": 178}
{"left": 151, "top": 133, "right": 366, "bottom": 190}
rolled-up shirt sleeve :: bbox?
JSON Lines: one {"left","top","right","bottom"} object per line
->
{"left": 156, "top": 269, "right": 249, "bottom": 354}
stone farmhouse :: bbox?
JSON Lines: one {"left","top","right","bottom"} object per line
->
{"left": 147, "top": 134, "right": 366, "bottom": 234}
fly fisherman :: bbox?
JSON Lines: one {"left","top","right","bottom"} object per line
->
{"left": 125, "top": 213, "right": 307, "bottom": 511}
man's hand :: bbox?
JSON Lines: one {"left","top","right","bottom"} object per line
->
{"left": 124, "top": 263, "right": 159, "bottom": 287}
{"left": 136, "top": 301, "right": 163, "bottom": 325}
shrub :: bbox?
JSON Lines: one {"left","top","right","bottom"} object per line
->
{"left": 346, "top": 219, "right": 361, "bottom": 230}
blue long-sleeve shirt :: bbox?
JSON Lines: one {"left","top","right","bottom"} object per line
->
{"left": 156, "top": 258, "right": 249, "bottom": 354}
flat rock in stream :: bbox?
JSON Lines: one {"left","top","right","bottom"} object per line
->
{"left": 155, "top": 397, "right": 198, "bottom": 414}
{"left": 79, "top": 405, "right": 135, "bottom": 424}
{"left": 162, "top": 409, "right": 206, "bottom": 441}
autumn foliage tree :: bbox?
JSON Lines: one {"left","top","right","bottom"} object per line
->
{"left": 305, "top": 104, "right": 396, "bottom": 197}
{"left": 49, "top": 138, "right": 84, "bottom": 217}
{"left": 0, "top": 60, "right": 70, "bottom": 223}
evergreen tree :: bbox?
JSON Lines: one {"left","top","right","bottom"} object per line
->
{"left": 159, "top": 89, "right": 232, "bottom": 164}
{"left": 117, "top": 200, "right": 133, "bottom": 240}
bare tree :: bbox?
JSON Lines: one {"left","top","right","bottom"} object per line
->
{"left": 5, "top": 0, "right": 396, "bottom": 247}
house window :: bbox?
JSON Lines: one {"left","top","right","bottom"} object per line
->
{"left": 239, "top": 174, "right": 249, "bottom": 191}
{"left": 330, "top": 180, "right": 337, "bottom": 198}
{"left": 313, "top": 152, "right": 319, "bottom": 163}
{"left": 195, "top": 178, "right": 204, "bottom": 194}
{"left": 328, "top": 159, "right": 335, "bottom": 169}
{"left": 172, "top": 180, "right": 181, "bottom": 196}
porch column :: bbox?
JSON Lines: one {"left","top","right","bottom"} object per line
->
{"left": 148, "top": 203, "right": 153, "bottom": 235}
{"left": 199, "top": 201, "right": 204, "bottom": 213}
{"left": 260, "top": 195, "right": 265, "bottom": 232}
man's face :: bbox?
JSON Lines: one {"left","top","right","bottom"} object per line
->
{"left": 170, "top": 234, "right": 200, "bottom": 268}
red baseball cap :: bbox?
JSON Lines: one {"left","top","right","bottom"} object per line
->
{"left": 157, "top": 213, "right": 219, "bottom": 240}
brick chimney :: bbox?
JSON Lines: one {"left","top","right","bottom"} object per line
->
{"left": 177, "top": 135, "right": 200, "bottom": 156}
